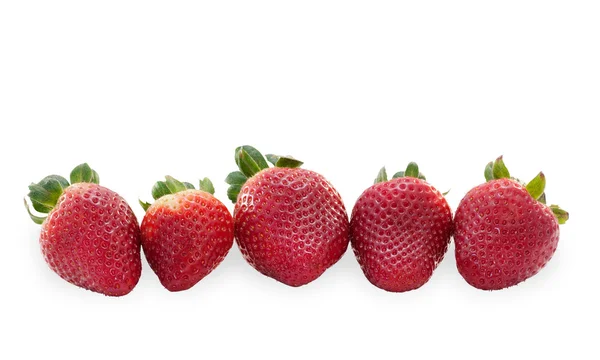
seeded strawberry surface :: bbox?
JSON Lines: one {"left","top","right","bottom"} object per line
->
{"left": 454, "top": 179, "right": 559, "bottom": 290}
{"left": 350, "top": 177, "right": 453, "bottom": 292}
{"left": 40, "top": 183, "right": 141, "bottom": 296}
{"left": 234, "top": 167, "right": 349, "bottom": 287}
{"left": 141, "top": 190, "right": 234, "bottom": 291}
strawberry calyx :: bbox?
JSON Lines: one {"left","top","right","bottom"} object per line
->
{"left": 265, "top": 154, "right": 303, "bottom": 168}
{"left": 374, "top": 162, "right": 427, "bottom": 184}
{"left": 25, "top": 163, "right": 99, "bottom": 224}
{"left": 139, "top": 176, "right": 215, "bottom": 211}
{"left": 226, "top": 145, "right": 303, "bottom": 203}
{"left": 484, "top": 156, "right": 569, "bottom": 224}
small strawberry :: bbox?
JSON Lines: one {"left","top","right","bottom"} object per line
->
{"left": 25, "top": 164, "right": 142, "bottom": 296}
{"left": 226, "top": 146, "right": 349, "bottom": 287}
{"left": 350, "top": 163, "right": 453, "bottom": 292}
{"left": 139, "top": 176, "right": 234, "bottom": 292}
{"left": 454, "top": 156, "right": 569, "bottom": 290}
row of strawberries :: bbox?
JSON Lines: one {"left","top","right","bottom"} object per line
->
{"left": 25, "top": 146, "right": 568, "bottom": 296}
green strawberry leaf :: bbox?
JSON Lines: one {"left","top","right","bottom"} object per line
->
{"left": 199, "top": 178, "right": 215, "bottom": 195}
{"left": 139, "top": 199, "right": 152, "bottom": 212}
{"left": 375, "top": 167, "right": 388, "bottom": 184}
{"left": 492, "top": 156, "right": 510, "bottom": 179}
{"left": 550, "top": 205, "right": 569, "bottom": 224}
{"left": 227, "top": 184, "right": 242, "bottom": 203}
{"left": 235, "top": 146, "right": 269, "bottom": 177}
{"left": 392, "top": 171, "right": 404, "bottom": 179}
{"left": 24, "top": 198, "right": 46, "bottom": 224}
{"left": 265, "top": 154, "right": 303, "bottom": 168}
{"left": 484, "top": 161, "right": 494, "bottom": 182}
{"left": 525, "top": 172, "right": 546, "bottom": 200}
{"left": 70, "top": 163, "right": 100, "bottom": 184}
{"left": 225, "top": 171, "right": 248, "bottom": 185}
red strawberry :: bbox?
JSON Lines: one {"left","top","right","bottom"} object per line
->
{"left": 350, "top": 163, "right": 453, "bottom": 292}
{"left": 226, "top": 146, "right": 349, "bottom": 287}
{"left": 454, "top": 156, "right": 569, "bottom": 290}
{"left": 25, "top": 164, "right": 142, "bottom": 296}
{"left": 139, "top": 176, "right": 234, "bottom": 292}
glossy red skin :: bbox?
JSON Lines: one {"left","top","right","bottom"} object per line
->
{"left": 40, "top": 183, "right": 141, "bottom": 296}
{"left": 454, "top": 179, "right": 559, "bottom": 290}
{"left": 141, "top": 190, "right": 234, "bottom": 291}
{"left": 350, "top": 177, "right": 453, "bottom": 292}
{"left": 234, "top": 167, "right": 349, "bottom": 287}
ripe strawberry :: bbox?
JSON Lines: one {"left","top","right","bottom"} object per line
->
{"left": 454, "top": 156, "right": 569, "bottom": 290}
{"left": 25, "top": 164, "right": 142, "bottom": 296}
{"left": 350, "top": 163, "right": 453, "bottom": 292}
{"left": 226, "top": 146, "right": 349, "bottom": 287}
{"left": 139, "top": 176, "right": 234, "bottom": 292}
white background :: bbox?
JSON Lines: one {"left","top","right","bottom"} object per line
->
{"left": 1, "top": 1, "right": 598, "bottom": 359}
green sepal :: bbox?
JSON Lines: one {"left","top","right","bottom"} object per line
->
{"left": 374, "top": 167, "right": 388, "bottom": 184}
{"left": 27, "top": 175, "right": 70, "bottom": 214}
{"left": 265, "top": 154, "right": 304, "bottom": 168}
{"left": 525, "top": 172, "right": 546, "bottom": 201}
{"left": 151, "top": 181, "right": 170, "bottom": 200}
{"left": 225, "top": 171, "right": 248, "bottom": 186}
{"left": 405, "top": 162, "right": 419, "bottom": 178}
{"left": 492, "top": 156, "right": 510, "bottom": 180}
{"left": 403, "top": 162, "right": 426, "bottom": 180}
{"left": 228, "top": 145, "right": 304, "bottom": 203}
{"left": 183, "top": 182, "right": 195, "bottom": 190}
{"left": 141, "top": 176, "right": 201, "bottom": 211}
{"left": 152, "top": 176, "right": 194, "bottom": 200}
{"left": 484, "top": 162, "right": 494, "bottom": 182}
{"left": 392, "top": 171, "right": 404, "bottom": 179}
{"left": 391, "top": 162, "right": 426, "bottom": 181}
{"left": 538, "top": 193, "right": 547, "bottom": 205}
{"left": 199, "top": 178, "right": 215, "bottom": 195}
{"left": 24, "top": 198, "right": 46, "bottom": 224}
{"left": 550, "top": 205, "right": 569, "bottom": 224}
{"left": 442, "top": 189, "right": 451, "bottom": 196}
{"left": 229, "top": 145, "right": 269, "bottom": 203}
{"left": 139, "top": 199, "right": 152, "bottom": 212}
{"left": 235, "top": 145, "right": 269, "bottom": 178}
{"left": 70, "top": 163, "right": 99, "bottom": 184}
{"left": 225, "top": 171, "right": 248, "bottom": 204}
{"left": 227, "top": 184, "right": 242, "bottom": 203}
{"left": 484, "top": 156, "right": 567, "bottom": 225}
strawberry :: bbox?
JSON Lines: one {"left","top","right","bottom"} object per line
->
{"left": 139, "top": 176, "right": 234, "bottom": 292}
{"left": 226, "top": 146, "right": 349, "bottom": 287}
{"left": 350, "top": 163, "right": 453, "bottom": 292}
{"left": 454, "top": 156, "right": 569, "bottom": 290}
{"left": 25, "top": 164, "right": 142, "bottom": 296}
